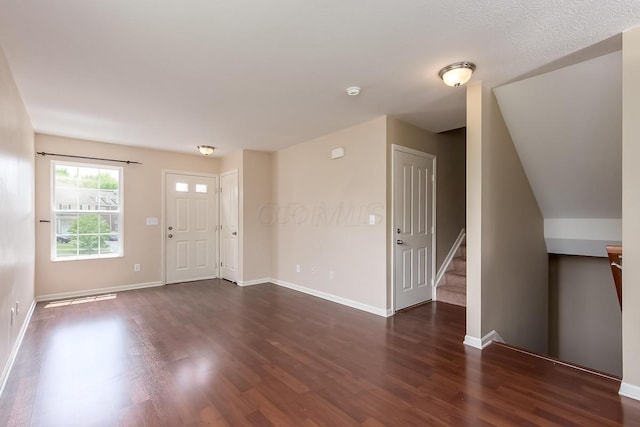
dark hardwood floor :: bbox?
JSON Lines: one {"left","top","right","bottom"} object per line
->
{"left": 1, "top": 279, "right": 639, "bottom": 426}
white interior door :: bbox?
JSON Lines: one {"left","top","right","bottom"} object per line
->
{"left": 220, "top": 170, "right": 239, "bottom": 282}
{"left": 165, "top": 173, "right": 218, "bottom": 284}
{"left": 393, "top": 147, "right": 436, "bottom": 310}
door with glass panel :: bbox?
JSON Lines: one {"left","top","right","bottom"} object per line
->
{"left": 165, "top": 173, "right": 219, "bottom": 284}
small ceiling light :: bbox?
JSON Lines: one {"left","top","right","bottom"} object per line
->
{"left": 346, "top": 86, "right": 361, "bottom": 96}
{"left": 438, "top": 62, "right": 476, "bottom": 87}
{"left": 197, "top": 145, "right": 215, "bottom": 156}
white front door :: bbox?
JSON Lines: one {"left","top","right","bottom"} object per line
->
{"left": 220, "top": 170, "right": 239, "bottom": 282}
{"left": 165, "top": 173, "right": 218, "bottom": 284}
{"left": 393, "top": 147, "right": 436, "bottom": 311}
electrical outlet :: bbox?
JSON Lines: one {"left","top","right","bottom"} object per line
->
{"left": 296, "top": 264, "right": 301, "bottom": 273}
{"left": 134, "top": 264, "right": 141, "bottom": 272}
{"left": 329, "top": 271, "right": 334, "bottom": 280}
{"left": 311, "top": 266, "right": 317, "bottom": 275}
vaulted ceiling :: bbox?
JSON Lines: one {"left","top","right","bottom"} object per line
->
{"left": 0, "top": 1, "right": 639, "bottom": 155}
{"left": 495, "top": 50, "right": 622, "bottom": 256}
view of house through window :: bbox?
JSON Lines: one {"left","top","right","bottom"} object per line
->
{"left": 52, "top": 162, "right": 123, "bottom": 260}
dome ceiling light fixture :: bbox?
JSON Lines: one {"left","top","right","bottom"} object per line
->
{"left": 438, "top": 62, "right": 476, "bottom": 87}
{"left": 346, "top": 86, "right": 361, "bottom": 96}
{"left": 197, "top": 145, "right": 215, "bottom": 156}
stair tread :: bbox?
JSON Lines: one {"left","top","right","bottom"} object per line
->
{"left": 438, "top": 284, "right": 467, "bottom": 295}
{"left": 446, "top": 270, "right": 466, "bottom": 278}
{"left": 436, "top": 286, "right": 467, "bottom": 307}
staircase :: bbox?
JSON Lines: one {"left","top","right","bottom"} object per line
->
{"left": 436, "top": 240, "right": 466, "bottom": 307}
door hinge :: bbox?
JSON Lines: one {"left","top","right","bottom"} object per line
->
{"left": 220, "top": 261, "right": 223, "bottom": 267}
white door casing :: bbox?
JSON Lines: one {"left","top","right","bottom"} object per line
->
{"left": 165, "top": 172, "right": 219, "bottom": 284}
{"left": 220, "top": 170, "right": 239, "bottom": 282}
{"left": 392, "top": 145, "right": 436, "bottom": 311}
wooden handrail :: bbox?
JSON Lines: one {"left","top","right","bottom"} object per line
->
{"left": 606, "top": 245, "right": 622, "bottom": 309}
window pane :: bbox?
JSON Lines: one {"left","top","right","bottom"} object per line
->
{"left": 78, "top": 167, "right": 100, "bottom": 189}
{"left": 97, "top": 189, "right": 120, "bottom": 211}
{"left": 176, "top": 182, "right": 188, "bottom": 192}
{"left": 195, "top": 184, "right": 207, "bottom": 193}
{"left": 98, "top": 169, "right": 119, "bottom": 190}
{"left": 56, "top": 233, "right": 78, "bottom": 258}
{"left": 101, "top": 213, "right": 119, "bottom": 234}
{"left": 52, "top": 162, "right": 122, "bottom": 261}
{"left": 105, "top": 233, "right": 120, "bottom": 256}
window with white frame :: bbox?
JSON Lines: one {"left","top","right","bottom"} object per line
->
{"left": 52, "top": 161, "right": 123, "bottom": 260}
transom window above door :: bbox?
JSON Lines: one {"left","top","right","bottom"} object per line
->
{"left": 51, "top": 161, "right": 123, "bottom": 261}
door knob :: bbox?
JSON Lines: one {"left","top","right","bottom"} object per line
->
{"left": 168, "top": 226, "right": 173, "bottom": 230}
{"left": 396, "top": 239, "right": 404, "bottom": 245}
{"left": 168, "top": 234, "right": 173, "bottom": 238}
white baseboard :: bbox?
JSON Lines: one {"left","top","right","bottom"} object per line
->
{"left": 464, "top": 330, "right": 504, "bottom": 350}
{"left": 269, "top": 279, "right": 392, "bottom": 318}
{"left": 237, "top": 278, "right": 270, "bottom": 287}
{"left": 0, "top": 299, "right": 37, "bottom": 398}
{"left": 435, "top": 228, "right": 466, "bottom": 287}
{"left": 620, "top": 382, "right": 640, "bottom": 401}
{"left": 36, "top": 281, "right": 164, "bottom": 302}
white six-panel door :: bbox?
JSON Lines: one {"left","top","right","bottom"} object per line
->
{"left": 393, "top": 147, "right": 436, "bottom": 310}
{"left": 165, "top": 173, "right": 218, "bottom": 284}
{"left": 220, "top": 170, "right": 239, "bottom": 282}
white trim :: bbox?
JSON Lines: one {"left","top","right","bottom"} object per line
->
{"left": 0, "top": 300, "right": 37, "bottom": 398}
{"left": 435, "top": 228, "right": 466, "bottom": 288}
{"left": 390, "top": 144, "right": 437, "bottom": 310}
{"left": 237, "top": 278, "right": 270, "bottom": 287}
{"left": 36, "top": 281, "right": 163, "bottom": 302}
{"left": 270, "top": 279, "right": 392, "bottom": 317}
{"left": 463, "top": 335, "right": 483, "bottom": 349}
{"left": 391, "top": 144, "right": 437, "bottom": 160}
{"left": 463, "top": 330, "right": 504, "bottom": 350}
{"left": 620, "top": 382, "right": 640, "bottom": 401}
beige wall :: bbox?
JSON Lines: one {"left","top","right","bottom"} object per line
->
{"left": 467, "top": 81, "right": 549, "bottom": 353}
{"left": 435, "top": 128, "right": 466, "bottom": 269}
{"left": 622, "top": 27, "right": 640, "bottom": 393}
{"left": 385, "top": 118, "right": 466, "bottom": 306}
{"left": 242, "top": 150, "right": 272, "bottom": 283}
{"left": 0, "top": 45, "right": 35, "bottom": 384}
{"left": 549, "top": 255, "right": 621, "bottom": 376}
{"left": 35, "top": 134, "right": 220, "bottom": 297}
{"left": 271, "top": 117, "right": 388, "bottom": 310}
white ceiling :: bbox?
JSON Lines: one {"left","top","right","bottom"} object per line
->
{"left": 495, "top": 51, "right": 622, "bottom": 220}
{"left": 0, "top": 1, "right": 639, "bottom": 155}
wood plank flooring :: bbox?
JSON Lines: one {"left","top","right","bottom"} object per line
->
{"left": 1, "top": 279, "right": 639, "bottom": 426}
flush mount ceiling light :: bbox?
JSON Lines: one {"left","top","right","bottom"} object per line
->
{"left": 197, "top": 145, "right": 215, "bottom": 156}
{"left": 438, "top": 62, "right": 476, "bottom": 87}
{"left": 346, "top": 86, "right": 361, "bottom": 96}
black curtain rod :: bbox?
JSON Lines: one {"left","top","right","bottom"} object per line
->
{"left": 36, "top": 151, "right": 142, "bottom": 165}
